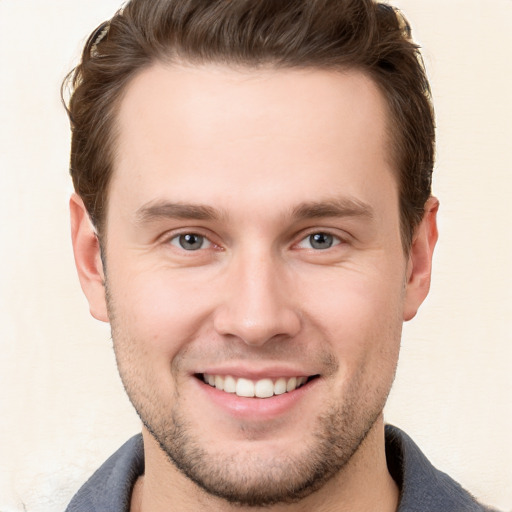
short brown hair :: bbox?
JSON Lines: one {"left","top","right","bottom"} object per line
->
{"left": 62, "top": 0, "right": 434, "bottom": 249}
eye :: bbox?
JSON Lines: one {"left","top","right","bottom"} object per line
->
{"left": 170, "top": 233, "right": 212, "bottom": 251}
{"left": 297, "top": 232, "right": 341, "bottom": 250}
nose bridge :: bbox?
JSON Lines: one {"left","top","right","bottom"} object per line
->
{"left": 213, "top": 244, "right": 301, "bottom": 346}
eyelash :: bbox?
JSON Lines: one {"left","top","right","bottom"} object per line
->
{"left": 169, "top": 232, "right": 213, "bottom": 251}
{"left": 165, "top": 230, "right": 346, "bottom": 253}
{"left": 295, "top": 231, "right": 343, "bottom": 251}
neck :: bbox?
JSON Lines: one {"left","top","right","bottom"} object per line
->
{"left": 131, "top": 417, "right": 399, "bottom": 512}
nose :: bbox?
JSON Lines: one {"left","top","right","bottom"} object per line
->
{"left": 213, "top": 249, "right": 301, "bottom": 347}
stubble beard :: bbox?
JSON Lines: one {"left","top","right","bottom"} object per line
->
{"left": 142, "top": 389, "right": 386, "bottom": 508}
{"left": 115, "top": 345, "right": 392, "bottom": 507}
{"left": 105, "top": 285, "right": 397, "bottom": 508}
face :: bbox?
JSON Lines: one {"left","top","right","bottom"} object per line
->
{"left": 72, "top": 63, "right": 437, "bottom": 507}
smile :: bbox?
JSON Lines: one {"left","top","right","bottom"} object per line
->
{"left": 201, "top": 373, "right": 316, "bottom": 398}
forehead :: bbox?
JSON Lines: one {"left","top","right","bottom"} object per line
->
{"left": 111, "top": 63, "right": 396, "bottom": 221}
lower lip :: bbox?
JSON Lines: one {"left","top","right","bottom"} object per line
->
{"left": 195, "top": 377, "right": 318, "bottom": 421}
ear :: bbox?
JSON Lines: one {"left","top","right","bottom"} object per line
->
{"left": 70, "top": 193, "right": 109, "bottom": 322}
{"left": 403, "top": 196, "right": 439, "bottom": 321}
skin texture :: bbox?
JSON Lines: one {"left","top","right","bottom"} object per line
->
{"left": 70, "top": 64, "right": 438, "bottom": 512}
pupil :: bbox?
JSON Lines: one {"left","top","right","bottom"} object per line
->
{"left": 310, "top": 233, "right": 333, "bottom": 250}
{"left": 179, "top": 234, "right": 203, "bottom": 250}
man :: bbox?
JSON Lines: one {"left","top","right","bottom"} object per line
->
{"left": 63, "top": 0, "right": 496, "bottom": 510}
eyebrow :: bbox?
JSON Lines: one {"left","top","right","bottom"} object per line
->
{"left": 135, "top": 201, "right": 224, "bottom": 223}
{"left": 291, "top": 198, "right": 374, "bottom": 221}
{"left": 135, "top": 197, "right": 374, "bottom": 224}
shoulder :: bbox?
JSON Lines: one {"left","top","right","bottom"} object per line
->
{"left": 65, "top": 434, "right": 144, "bottom": 512}
{"left": 385, "top": 425, "right": 498, "bottom": 512}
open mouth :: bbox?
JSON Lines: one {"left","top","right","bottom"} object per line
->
{"left": 197, "top": 373, "right": 320, "bottom": 398}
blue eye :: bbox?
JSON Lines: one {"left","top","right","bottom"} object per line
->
{"left": 298, "top": 232, "right": 340, "bottom": 250}
{"left": 170, "top": 233, "right": 211, "bottom": 251}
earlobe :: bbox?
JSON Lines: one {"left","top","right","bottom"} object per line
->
{"left": 403, "top": 196, "right": 439, "bottom": 321}
{"left": 70, "top": 193, "right": 109, "bottom": 322}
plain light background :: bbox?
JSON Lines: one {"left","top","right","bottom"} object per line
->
{"left": 0, "top": 1, "right": 510, "bottom": 511}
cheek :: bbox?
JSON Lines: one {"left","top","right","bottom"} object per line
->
{"left": 297, "top": 264, "right": 404, "bottom": 365}
{"left": 107, "top": 268, "right": 218, "bottom": 356}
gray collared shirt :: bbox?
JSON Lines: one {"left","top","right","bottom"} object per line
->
{"left": 65, "top": 425, "right": 497, "bottom": 512}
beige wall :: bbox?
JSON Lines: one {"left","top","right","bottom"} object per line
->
{"left": 0, "top": 1, "right": 510, "bottom": 510}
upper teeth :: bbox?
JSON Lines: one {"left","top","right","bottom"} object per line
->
{"left": 203, "top": 374, "right": 308, "bottom": 398}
